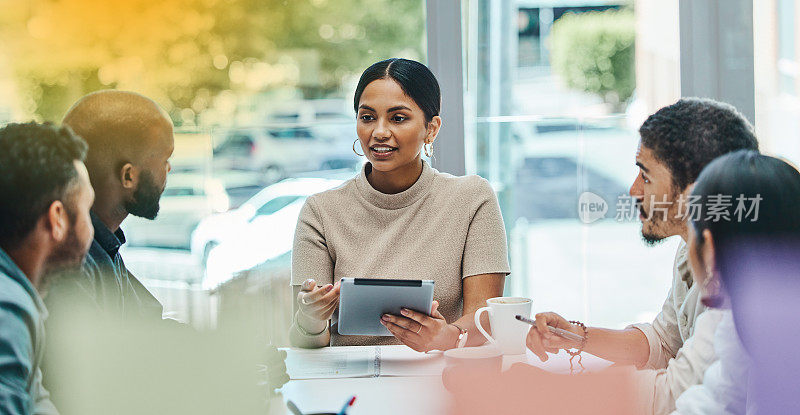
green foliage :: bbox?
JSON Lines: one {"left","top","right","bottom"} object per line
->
{"left": 550, "top": 9, "right": 635, "bottom": 106}
{"left": 0, "top": 0, "right": 425, "bottom": 122}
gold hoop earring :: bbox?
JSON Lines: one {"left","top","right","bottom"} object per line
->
{"left": 353, "top": 139, "right": 364, "bottom": 157}
{"left": 424, "top": 142, "right": 434, "bottom": 158}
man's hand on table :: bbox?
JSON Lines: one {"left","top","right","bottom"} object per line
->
{"left": 263, "top": 345, "right": 290, "bottom": 390}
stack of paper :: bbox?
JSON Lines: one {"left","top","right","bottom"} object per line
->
{"left": 283, "top": 345, "right": 612, "bottom": 380}
{"left": 284, "top": 345, "right": 446, "bottom": 380}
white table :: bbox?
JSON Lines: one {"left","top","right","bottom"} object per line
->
{"left": 280, "top": 376, "right": 447, "bottom": 415}
{"left": 275, "top": 346, "right": 611, "bottom": 415}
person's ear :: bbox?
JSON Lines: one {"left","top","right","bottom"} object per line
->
{"left": 701, "top": 228, "right": 717, "bottom": 278}
{"left": 425, "top": 115, "right": 442, "bottom": 144}
{"left": 699, "top": 228, "right": 728, "bottom": 307}
{"left": 45, "top": 200, "right": 69, "bottom": 243}
{"left": 120, "top": 162, "right": 138, "bottom": 191}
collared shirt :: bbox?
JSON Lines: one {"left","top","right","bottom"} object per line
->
{"left": 43, "top": 212, "right": 184, "bottom": 412}
{"left": 0, "top": 247, "right": 58, "bottom": 415}
{"left": 44, "top": 211, "right": 164, "bottom": 320}
{"left": 629, "top": 241, "right": 722, "bottom": 415}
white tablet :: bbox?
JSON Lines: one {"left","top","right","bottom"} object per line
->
{"left": 337, "top": 278, "right": 435, "bottom": 336}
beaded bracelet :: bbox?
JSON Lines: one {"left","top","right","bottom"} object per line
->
{"left": 566, "top": 320, "right": 588, "bottom": 374}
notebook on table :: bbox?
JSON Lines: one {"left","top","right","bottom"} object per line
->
{"left": 283, "top": 345, "right": 446, "bottom": 379}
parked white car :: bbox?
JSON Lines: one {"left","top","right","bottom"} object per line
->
{"left": 122, "top": 174, "right": 230, "bottom": 249}
{"left": 262, "top": 99, "right": 352, "bottom": 125}
{"left": 212, "top": 123, "right": 360, "bottom": 182}
{"left": 191, "top": 177, "right": 344, "bottom": 288}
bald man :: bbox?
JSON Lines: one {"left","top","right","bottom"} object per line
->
{"left": 43, "top": 90, "right": 174, "bottom": 322}
{"left": 39, "top": 90, "right": 176, "bottom": 410}
{"left": 42, "top": 91, "right": 290, "bottom": 414}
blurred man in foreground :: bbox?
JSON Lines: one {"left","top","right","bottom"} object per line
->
{"left": 42, "top": 91, "right": 288, "bottom": 413}
{"left": 0, "top": 122, "right": 95, "bottom": 415}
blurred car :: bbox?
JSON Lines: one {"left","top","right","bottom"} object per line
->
{"left": 122, "top": 173, "right": 230, "bottom": 249}
{"left": 191, "top": 177, "right": 345, "bottom": 286}
{"left": 212, "top": 123, "right": 361, "bottom": 182}
{"left": 262, "top": 99, "right": 352, "bottom": 124}
{"left": 209, "top": 170, "right": 274, "bottom": 209}
{"left": 510, "top": 121, "right": 638, "bottom": 221}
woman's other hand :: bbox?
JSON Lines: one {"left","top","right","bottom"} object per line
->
{"left": 297, "top": 278, "right": 340, "bottom": 322}
{"left": 380, "top": 300, "right": 458, "bottom": 352}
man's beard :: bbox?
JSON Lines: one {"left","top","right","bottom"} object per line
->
{"left": 639, "top": 203, "right": 673, "bottom": 246}
{"left": 41, "top": 223, "right": 89, "bottom": 293}
{"left": 125, "top": 170, "right": 163, "bottom": 220}
{"left": 641, "top": 228, "right": 667, "bottom": 246}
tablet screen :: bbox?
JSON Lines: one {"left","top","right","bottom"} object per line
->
{"left": 337, "top": 278, "right": 435, "bottom": 336}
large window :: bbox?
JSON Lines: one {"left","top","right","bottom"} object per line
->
{"left": 462, "top": 0, "right": 682, "bottom": 328}
{"left": 2, "top": 0, "right": 773, "bottom": 338}
{"left": 0, "top": 0, "right": 426, "bottom": 337}
{"left": 777, "top": 0, "right": 796, "bottom": 96}
{"left": 755, "top": 0, "right": 800, "bottom": 165}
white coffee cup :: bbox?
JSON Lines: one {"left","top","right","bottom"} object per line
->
{"left": 474, "top": 296, "right": 532, "bottom": 355}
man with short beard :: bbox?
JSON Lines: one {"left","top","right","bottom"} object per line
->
{"left": 41, "top": 90, "right": 289, "bottom": 414}
{"left": 0, "top": 122, "right": 95, "bottom": 415}
{"left": 44, "top": 90, "right": 175, "bottom": 322}
{"left": 525, "top": 98, "right": 759, "bottom": 414}
{"left": 38, "top": 90, "right": 176, "bottom": 411}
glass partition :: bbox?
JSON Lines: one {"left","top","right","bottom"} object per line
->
{"left": 463, "top": 0, "right": 682, "bottom": 328}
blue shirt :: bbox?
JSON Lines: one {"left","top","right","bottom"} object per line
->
{"left": 0, "top": 247, "right": 58, "bottom": 415}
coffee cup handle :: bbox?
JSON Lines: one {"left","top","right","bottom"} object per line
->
{"left": 474, "top": 306, "right": 497, "bottom": 346}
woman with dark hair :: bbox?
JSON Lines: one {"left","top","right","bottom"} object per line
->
{"left": 288, "top": 58, "right": 510, "bottom": 349}
{"left": 675, "top": 150, "right": 800, "bottom": 413}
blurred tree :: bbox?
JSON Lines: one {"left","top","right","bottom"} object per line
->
{"left": 0, "top": 0, "right": 424, "bottom": 123}
{"left": 550, "top": 9, "right": 635, "bottom": 110}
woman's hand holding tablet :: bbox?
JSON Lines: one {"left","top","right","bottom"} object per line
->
{"left": 381, "top": 300, "right": 460, "bottom": 352}
{"left": 297, "top": 277, "right": 460, "bottom": 351}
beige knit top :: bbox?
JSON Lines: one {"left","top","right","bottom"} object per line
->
{"left": 291, "top": 160, "right": 511, "bottom": 346}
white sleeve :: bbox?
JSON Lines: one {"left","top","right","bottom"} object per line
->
{"left": 629, "top": 285, "right": 683, "bottom": 370}
{"left": 672, "top": 312, "right": 749, "bottom": 415}
{"left": 629, "top": 245, "right": 691, "bottom": 370}
{"left": 670, "top": 361, "right": 730, "bottom": 415}
{"left": 631, "top": 309, "right": 724, "bottom": 415}
{"left": 33, "top": 366, "right": 60, "bottom": 415}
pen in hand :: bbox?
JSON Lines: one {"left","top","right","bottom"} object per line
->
{"left": 515, "top": 315, "right": 585, "bottom": 343}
